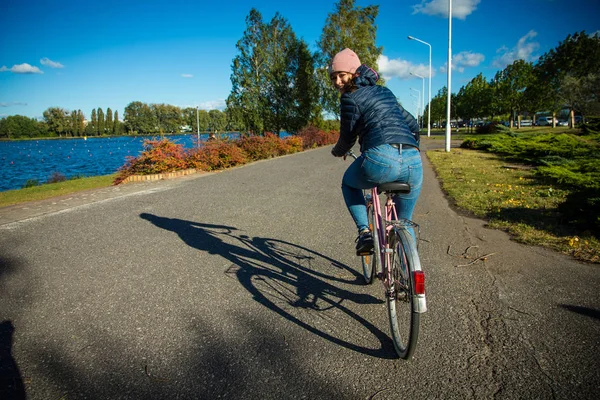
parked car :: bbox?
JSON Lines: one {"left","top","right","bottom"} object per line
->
{"left": 520, "top": 119, "right": 533, "bottom": 126}
{"left": 536, "top": 116, "right": 558, "bottom": 126}
{"left": 557, "top": 120, "right": 569, "bottom": 126}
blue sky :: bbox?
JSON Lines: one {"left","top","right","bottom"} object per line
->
{"left": 1, "top": 0, "right": 599, "bottom": 122}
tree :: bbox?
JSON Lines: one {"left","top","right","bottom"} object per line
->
{"left": 43, "top": 107, "right": 69, "bottom": 136}
{"left": 198, "top": 109, "right": 210, "bottom": 132}
{"left": 317, "top": 0, "right": 382, "bottom": 117}
{"left": 70, "top": 110, "right": 78, "bottom": 136}
{"left": 151, "top": 103, "right": 182, "bottom": 133}
{"left": 77, "top": 110, "right": 85, "bottom": 136}
{"left": 559, "top": 73, "right": 600, "bottom": 122}
{"left": 289, "top": 40, "right": 321, "bottom": 131}
{"left": 208, "top": 109, "right": 226, "bottom": 132}
{"left": 113, "top": 110, "right": 121, "bottom": 135}
{"left": 124, "top": 101, "right": 157, "bottom": 133}
{"left": 181, "top": 107, "right": 197, "bottom": 131}
{"left": 225, "top": 106, "right": 244, "bottom": 132}
{"left": 228, "top": 8, "right": 317, "bottom": 134}
{"left": 429, "top": 87, "right": 448, "bottom": 126}
{"left": 494, "top": 60, "right": 534, "bottom": 127}
{"left": 106, "top": 108, "right": 113, "bottom": 134}
{"left": 261, "top": 12, "right": 292, "bottom": 133}
{"left": 228, "top": 8, "right": 268, "bottom": 134}
{"left": 97, "top": 107, "right": 105, "bottom": 135}
{"left": 537, "top": 31, "right": 600, "bottom": 82}
{"left": 532, "top": 31, "right": 600, "bottom": 124}
{"left": 270, "top": 15, "right": 292, "bottom": 132}
{"left": 261, "top": 13, "right": 318, "bottom": 133}
{"left": 0, "top": 115, "right": 42, "bottom": 138}
{"left": 455, "top": 73, "right": 499, "bottom": 131}
{"left": 90, "top": 109, "right": 97, "bottom": 135}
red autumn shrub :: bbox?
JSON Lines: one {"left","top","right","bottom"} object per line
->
{"left": 238, "top": 133, "right": 285, "bottom": 160}
{"left": 281, "top": 136, "right": 303, "bottom": 154}
{"left": 186, "top": 140, "right": 248, "bottom": 171}
{"left": 113, "top": 128, "right": 334, "bottom": 186}
{"left": 238, "top": 135, "right": 271, "bottom": 161}
{"left": 296, "top": 126, "right": 339, "bottom": 149}
{"left": 114, "top": 138, "right": 188, "bottom": 184}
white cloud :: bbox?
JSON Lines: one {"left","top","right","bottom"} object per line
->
{"left": 440, "top": 51, "right": 485, "bottom": 73}
{"left": 412, "top": 0, "right": 480, "bottom": 20}
{"left": 197, "top": 99, "right": 226, "bottom": 111}
{"left": 377, "top": 55, "right": 432, "bottom": 80}
{"left": 0, "top": 63, "right": 43, "bottom": 74}
{"left": 0, "top": 101, "right": 27, "bottom": 107}
{"left": 40, "top": 57, "right": 64, "bottom": 68}
{"left": 492, "top": 30, "right": 540, "bottom": 68}
{"left": 181, "top": 73, "right": 193, "bottom": 78}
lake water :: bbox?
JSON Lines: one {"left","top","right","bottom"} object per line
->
{"left": 0, "top": 133, "right": 246, "bottom": 192}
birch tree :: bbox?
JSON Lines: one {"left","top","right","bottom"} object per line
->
{"left": 317, "top": 0, "right": 382, "bottom": 117}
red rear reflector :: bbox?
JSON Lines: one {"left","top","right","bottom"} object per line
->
{"left": 413, "top": 271, "right": 425, "bottom": 294}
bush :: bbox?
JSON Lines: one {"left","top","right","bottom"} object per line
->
{"left": 281, "top": 135, "right": 303, "bottom": 154}
{"left": 475, "top": 122, "right": 502, "bottom": 134}
{"left": 559, "top": 187, "right": 600, "bottom": 235}
{"left": 186, "top": 141, "right": 248, "bottom": 171}
{"left": 112, "top": 127, "right": 337, "bottom": 185}
{"left": 296, "top": 126, "right": 339, "bottom": 149}
{"left": 581, "top": 116, "right": 600, "bottom": 135}
{"left": 238, "top": 133, "right": 282, "bottom": 160}
{"left": 459, "top": 130, "right": 600, "bottom": 235}
{"left": 114, "top": 138, "right": 188, "bottom": 184}
{"left": 48, "top": 172, "right": 67, "bottom": 184}
{"left": 23, "top": 179, "right": 40, "bottom": 188}
{"left": 237, "top": 133, "right": 304, "bottom": 160}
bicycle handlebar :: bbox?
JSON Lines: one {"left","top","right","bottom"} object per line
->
{"left": 346, "top": 150, "right": 357, "bottom": 160}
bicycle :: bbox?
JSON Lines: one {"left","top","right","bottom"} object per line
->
{"left": 347, "top": 150, "right": 427, "bottom": 359}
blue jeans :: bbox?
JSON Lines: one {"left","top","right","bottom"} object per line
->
{"left": 341, "top": 144, "right": 423, "bottom": 235}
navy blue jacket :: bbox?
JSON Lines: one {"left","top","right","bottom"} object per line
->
{"left": 331, "top": 65, "right": 420, "bottom": 157}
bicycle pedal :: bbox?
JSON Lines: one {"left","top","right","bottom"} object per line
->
{"left": 357, "top": 250, "right": 374, "bottom": 256}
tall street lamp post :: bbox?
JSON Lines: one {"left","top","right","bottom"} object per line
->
{"left": 445, "top": 0, "right": 453, "bottom": 152}
{"left": 408, "top": 35, "right": 432, "bottom": 137}
{"left": 410, "top": 72, "right": 425, "bottom": 130}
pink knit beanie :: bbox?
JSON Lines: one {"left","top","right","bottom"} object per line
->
{"left": 329, "top": 48, "right": 361, "bottom": 75}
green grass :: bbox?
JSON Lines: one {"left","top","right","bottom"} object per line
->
{"left": 427, "top": 148, "right": 599, "bottom": 263}
{"left": 0, "top": 174, "right": 117, "bottom": 208}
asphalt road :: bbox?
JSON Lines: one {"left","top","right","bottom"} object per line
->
{"left": 1, "top": 138, "right": 598, "bottom": 399}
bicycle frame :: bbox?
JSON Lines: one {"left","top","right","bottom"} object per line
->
{"left": 368, "top": 186, "right": 396, "bottom": 293}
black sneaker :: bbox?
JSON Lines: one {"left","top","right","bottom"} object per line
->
{"left": 356, "top": 230, "right": 374, "bottom": 255}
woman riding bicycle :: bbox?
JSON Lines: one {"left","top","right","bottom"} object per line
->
{"left": 329, "top": 48, "right": 423, "bottom": 255}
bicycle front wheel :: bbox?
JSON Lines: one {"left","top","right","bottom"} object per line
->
{"left": 386, "top": 227, "right": 423, "bottom": 359}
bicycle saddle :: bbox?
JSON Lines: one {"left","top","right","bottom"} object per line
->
{"left": 377, "top": 182, "right": 411, "bottom": 194}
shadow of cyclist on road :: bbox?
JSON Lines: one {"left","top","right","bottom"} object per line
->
{"left": 140, "top": 212, "right": 395, "bottom": 358}
{"left": 0, "top": 320, "right": 26, "bottom": 400}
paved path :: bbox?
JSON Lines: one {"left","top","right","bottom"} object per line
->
{"left": 1, "top": 139, "right": 598, "bottom": 399}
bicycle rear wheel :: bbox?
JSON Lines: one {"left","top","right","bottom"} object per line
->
{"left": 386, "top": 227, "right": 424, "bottom": 359}
{"left": 361, "top": 199, "right": 380, "bottom": 284}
